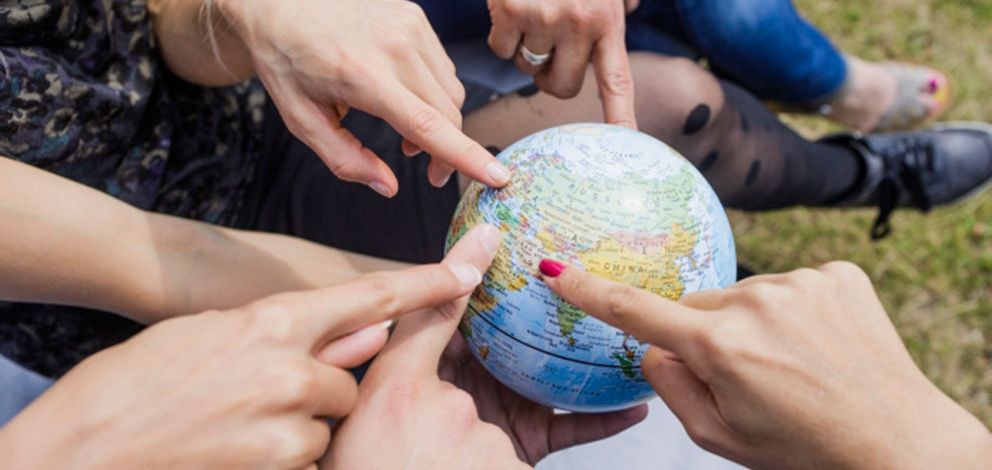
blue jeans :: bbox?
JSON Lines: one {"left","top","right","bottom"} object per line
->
{"left": 0, "top": 354, "right": 52, "bottom": 426}
{"left": 418, "top": 0, "right": 847, "bottom": 104}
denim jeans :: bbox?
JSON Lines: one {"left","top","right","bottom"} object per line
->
{"left": 418, "top": 0, "right": 847, "bottom": 104}
{"left": 0, "top": 354, "right": 52, "bottom": 426}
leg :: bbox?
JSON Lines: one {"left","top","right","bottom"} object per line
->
{"left": 463, "top": 53, "right": 861, "bottom": 210}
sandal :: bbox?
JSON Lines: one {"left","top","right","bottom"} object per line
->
{"left": 868, "top": 61, "right": 953, "bottom": 132}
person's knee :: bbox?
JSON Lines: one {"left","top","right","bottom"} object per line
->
{"left": 628, "top": 53, "right": 725, "bottom": 140}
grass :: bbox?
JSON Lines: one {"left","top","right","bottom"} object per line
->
{"left": 732, "top": 0, "right": 992, "bottom": 425}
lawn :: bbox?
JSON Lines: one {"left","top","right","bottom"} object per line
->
{"left": 733, "top": 0, "right": 992, "bottom": 424}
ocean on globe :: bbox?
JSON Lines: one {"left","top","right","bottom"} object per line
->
{"left": 445, "top": 123, "right": 736, "bottom": 412}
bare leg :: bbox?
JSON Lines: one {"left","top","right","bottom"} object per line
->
{"left": 463, "top": 52, "right": 862, "bottom": 210}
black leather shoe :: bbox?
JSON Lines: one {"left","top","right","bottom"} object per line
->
{"left": 821, "top": 122, "right": 992, "bottom": 239}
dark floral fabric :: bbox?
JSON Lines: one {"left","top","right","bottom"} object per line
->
{"left": 0, "top": 0, "right": 267, "bottom": 376}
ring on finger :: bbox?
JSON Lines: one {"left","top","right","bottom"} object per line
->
{"left": 519, "top": 44, "right": 552, "bottom": 66}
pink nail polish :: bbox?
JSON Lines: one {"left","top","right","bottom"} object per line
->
{"left": 928, "top": 77, "right": 940, "bottom": 93}
{"left": 539, "top": 259, "right": 566, "bottom": 278}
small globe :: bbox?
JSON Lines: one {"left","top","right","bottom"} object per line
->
{"left": 445, "top": 123, "right": 736, "bottom": 412}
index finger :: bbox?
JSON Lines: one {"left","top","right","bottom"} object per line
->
{"left": 592, "top": 32, "right": 637, "bottom": 129}
{"left": 253, "top": 235, "right": 496, "bottom": 349}
{"left": 374, "top": 224, "right": 502, "bottom": 375}
{"left": 538, "top": 259, "right": 705, "bottom": 354}
{"left": 377, "top": 86, "right": 511, "bottom": 188}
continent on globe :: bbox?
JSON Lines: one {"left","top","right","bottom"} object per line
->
{"left": 445, "top": 123, "right": 736, "bottom": 412}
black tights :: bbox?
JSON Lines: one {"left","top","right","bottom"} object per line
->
{"left": 626, "top": 55, "right": 862, "bottom": 210}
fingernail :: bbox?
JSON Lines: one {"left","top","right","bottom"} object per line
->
{"left": 486, "top": 161, "right": 511, "bottom": 185}
{"left": 479, "top": 224, "right": 502, "bottom": 253}
{"left": 369, "top": 181, "right": 393, "bottom": 197}
{"left": 351, "top": 320, "right": 393, "bottom": 338}
{"left": 928, "top": 77, "right": 939, "bottom": 93}
{"left": 539, "top": 259, "right": 565, "bottom": 278}
{"left": 449, "top": 262, "right": 483, "bottom": 286}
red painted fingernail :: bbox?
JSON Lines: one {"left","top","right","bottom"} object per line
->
{"left": 928, "top": 77, "right": 940, "bottom": 93}
{"left": 539, "top": 259, "right": 566, "bottom": 277}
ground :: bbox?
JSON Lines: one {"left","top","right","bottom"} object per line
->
{"left": 732, "top": 0, "right": 992, "bottom": 425}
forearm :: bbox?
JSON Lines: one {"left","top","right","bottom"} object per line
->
{"left": 152, "top": 218, "right": 412, "bottom": 320}
{"left": 148, "top": 0, "right": 254, "bottom": 86}
{"left": 0, "top": 158, "right": 409, "bottom": 324}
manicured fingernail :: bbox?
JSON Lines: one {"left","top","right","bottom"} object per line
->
{"left": 928, "top": 77, "right": 939, "bottom": 93}
{"left": 539, "top": 259, "right": 565, "bottom": 278}
{"left": 479, "top": 224, "right": 502, "bottom": 253}
{"left": 369, "top": 181, "right": 393, "bottom": 197}
{"left": 449, "top": 262, "right": 482, "bottom": 286}
{"left": 486, "top": 161, "right": 511, "bottom": 185}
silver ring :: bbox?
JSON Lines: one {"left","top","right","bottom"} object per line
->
{"left": 519, "top": 44, "right": 552, "bottom": 66}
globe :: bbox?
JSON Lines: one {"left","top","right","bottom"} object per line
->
{"left": 445, "top": 123, "right": 736, "bottom": 412}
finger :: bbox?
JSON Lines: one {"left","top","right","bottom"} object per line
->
{"left": 295, "top": 420, "right": 332, "bottom": 466}
{"left": 396, "top": 58, "right": 464, "bottom": 187}
{"left": 488, "top": 16, "right": 523, "bottom": 59}
{"left": 374, "top": 87, "right": 510, "bottom": 187}
{"left": 535, "top": 36, "right": 592, "bottom": 99}
{"left": 311, "top": 363, "right": 360, "bottom": 418}
{"left": 401, "top": 138, "right": 421, "bottom": 157}
{"left": 253, "top": 251, "right": 491, "bottom": 349}
{"left": 515, "top": 31, "right": 555, "bottom": 77}
{"left": 538, "top": 259, "right": 708, "bottom": 355}
{"left": 591, "top": 32, "right": 637, "bottom": 128}
{"left": 374, "top": 224, "right": 502, "bottom": 375}
{"left": 266, "top": 84, "right": 399, "bottom": 196}
{"left": 641, "top": 347, "right": 738, "bottom": 456}
{"left": 547, "top": 403, "right": 649, "bottom": 454}
{"left": 314, "top": 320, "right": 392, "bottom": 368}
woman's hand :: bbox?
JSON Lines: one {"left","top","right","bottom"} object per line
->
{"left": 323, "top": 224, "right": 531, "bottom": 469}
{"left": 216, "top": 0, "right": 510, "bottom": 195}
{"left": 438, "top": 335, "right": 647, "bottom": 464}
{"left": 487, "top": 0, "right": 636, "bottom": 128}
{"left": 541, "top": 260, "right": 992, "bottom": 469}
{"left": 0, "top": 231, "right": 492, "bottom": 469}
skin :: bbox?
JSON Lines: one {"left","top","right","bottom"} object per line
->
{"left": 150, "top": 0, "right": 510, "bottom": 195}
{"left": 541, "top": 260, "right": 992, "bottom": 469}
{"left": 0, "top": 158, "right": 407, "bottom": 324}
{"left": 0, "top": 226, "right": 497, "bottom": 469}
{"left": 486, "top": 0, "right": 638, "bottom": 128}
{"left": 323, "top": 225, "right": 646, "bottom": 469}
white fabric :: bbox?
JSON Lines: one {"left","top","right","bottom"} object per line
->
{"left": 537, "top": 398, "right": 743, "bottom": 470}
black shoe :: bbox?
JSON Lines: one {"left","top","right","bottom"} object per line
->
{"left": 821, "top": 122, "right": 992, "bottom": 239}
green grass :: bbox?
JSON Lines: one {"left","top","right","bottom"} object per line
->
{"left": 733, "top": 0, "right": 992, "bottom": 425}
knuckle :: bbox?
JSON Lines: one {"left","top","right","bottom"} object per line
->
{"left": 409, "top": 105, "right": 443, "bottom": 138}
{"left": 444, "top": 388, "right": 481, "bottom": 430}
{"left": 269, "top": 426, "right": 317, "bottom": 465}
{"left": 326, "top": 155, "right": 363, "bottom": 181}
{"left": 684, "top": 421, "right": 723, "bottom": 454}
{"left": 278, "top": 364, "right": 319, "bottom": 407}
{"left": 243, "top": 300, "right": 297, "bottom": 342}
{"left": 605, "top": 284, "right": 643, "bottom": 322}
{"left": 735, "top": 282, "right": 785, "bottom": 313}
{"left": 600, "top": 69, "right": 634, "bottom": 97}
{"left": 501, "top": 0, "right": 527, "bottom": 18}
{"left": 820, "top": 260, "right": 869, "bottom": 285}
{"left": 359, "top": 273, "right": 402, "bottom": 318}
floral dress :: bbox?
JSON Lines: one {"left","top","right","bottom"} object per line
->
{"left": 0, "top": 0, "right": 266, "bottom": 376}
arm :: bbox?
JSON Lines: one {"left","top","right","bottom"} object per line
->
{"left": 543, "top": 260, "right": 992, "bottom": 469}
{"left": 0, "top": 158, "right": 408, "bottom": 324}
{"left": 148, "top": 0, "right": 254, "bottom": 86}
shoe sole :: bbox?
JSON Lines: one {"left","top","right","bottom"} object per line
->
{"left": 930, "top": 121, "right": 992, "bottom": 204}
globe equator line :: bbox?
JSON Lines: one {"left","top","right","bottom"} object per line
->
{"left": 472, "top": 309, "right": 632, "bottom": 369}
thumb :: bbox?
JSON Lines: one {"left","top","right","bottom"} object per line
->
{"left": 642, "top": 347, "right": 735, "bottom": 454}
{"left": 372, "top": 223, "right": 502, "bottom": 376}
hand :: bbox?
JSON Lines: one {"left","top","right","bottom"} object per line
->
{"left": 324, "top": 224, "right": 532, "bottom": 469}
{"left": 439, "top": 335, "right": 648, "bottom": 464}
{"left": 217, "top": 0, "right": 510, "bottom": 196}
{"left": 487, "top": 0, "right": 637, "bottom": 128}
{"left": 0, "top": 249, "right": 490, "bottom": 469}
{"left": 541, "top": 260, "right": 992, "bottom": 469}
